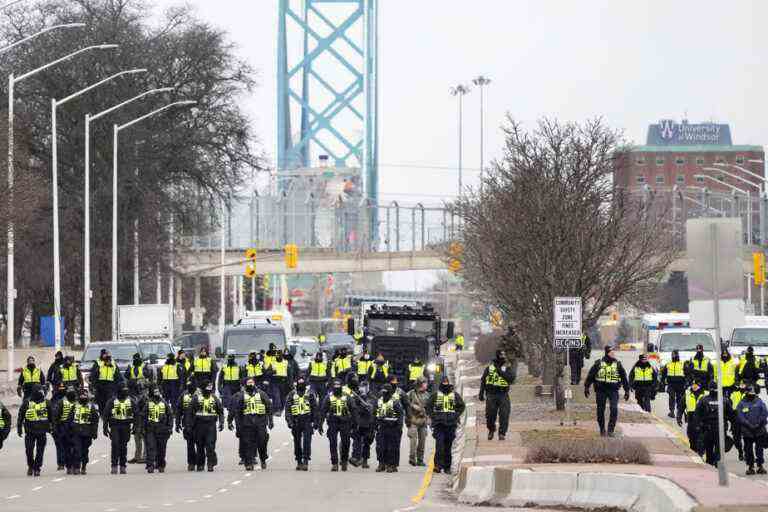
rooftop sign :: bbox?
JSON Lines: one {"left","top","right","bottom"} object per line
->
{"left": 647, "top": 119, "right": 732, "bottom": 146}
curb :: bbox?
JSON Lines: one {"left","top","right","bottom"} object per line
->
{"left": 456, "top": 466, "right": 698, "bottom": 512}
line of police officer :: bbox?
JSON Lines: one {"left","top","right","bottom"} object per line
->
{"left": 2, "top": 345, "right": 465, "bottom": 476}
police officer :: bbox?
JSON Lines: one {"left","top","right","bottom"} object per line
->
{"left": 349, "top": 379, "right": 376, "bottom": 469}
{"left": 406, "top": 377, "right": 430, "bottom": 467}
{"left": 286, "top": 377, "right": 319, "bottom": 471}
{"left": 228, "top": 378, "right": 273, "bottom": 471}
{"left": 455, "top": 333, "right": 465, "bottom": 351}
{"left": 52, "top": 385, "right": 77, "bottom": 473}
{"left": 0, "top": 399, "right": 11, "bottom": 451}
{"left": 427, "top": 376, "right": 465, "bottom": 475}
{"left": 192, "top": 347, "right": 218, "bottom": 391}
{"left": 49, "top": 383, "right": 69, "bottom": 471}
{"left": 569, "top": 334, "right": 591, "bottom": 385}
{"left": 177, "top": 349, "right": 192, "bottom": 377}
{"left": 716, "top": 347, "right": 739, "bottom": 399}
{"left": 686, "top": 344, "right": 714, "bottom": 387}
{"left": 18, "top": 356, "right": 45, "bottom": 400}
{"left": 218, "top": 352, "right": 243, "bottom": 410}
{"left": 158, "top": 352, "right": 184, "bottom": 413}
{"left": 730, "top": 382, "right": 749, "bottom": 462}
{"left": 127, "top": 381, "right": 148, "bottom": 465}
{"left": 47, "top": 351, "right": 65, "bottom": 390}
{"left": 175, "top": 381, "right": 199, "bottom": 471}
{"left": 375, "top": 383, "right": 404, "bottom": 473}
{"left": 286, "top": 349, "right": 301, "bottom": 383}
{"left": 584, "top": 345, "right": 630, "bottom": 437}
{"left": 332, "top": 347, "right": 353, "bottom": 382}
{"left": 738, "top": 346, "right": 765, "bottom": 393}
{"left": 629, "top": 353, "right": 657, "bottom": 413}
{"left": 661, "top": 350, "right": 687, "bottom": 425}
{"left": 355, "top": 350, "right": 373, "bottom": 382}
{"left": 369, "top": 353, "right": 390, "bottom": 394}
{"left": 683, "top": 381, "right": 707, "bottom": 452}
{"left": 91, "top": 352, "right": 122, "bottom": 413}
{"left": 188, "top": 382, "right": 224, "bottom": 472}
{"left": 103, "top": 385, "right": 137, "bottom": 474}
{"left": 695, "top": 381, "right": 735, "bottom": 467}
{"left": 69, "top": 388, "right": 98, "bottom": 475}
{"left": 126, "top": 353, "right": 152, "bottom": 392}
{"left": 736, "top": 384, "right": 768, "bottom": 475}
{"left": 144, "top": 387, "right": 173, "bottom": 473}
{"left": 18, "top": 386, "right": 52, "bottom": 476}
{"left": 244, "top": 351, "right": 264, "bottom": 382}
{"left": 320, "top": 379, "right": 356, "bottom": 472}
{"left": 407, "top": 357, "right": 428, "bottom": 391}
{"left": 267, "top": 350, "right": 290, "bottom": 413}
{"left": 56, "top": 355, "right": 83, "bottom": 390}
{"left": 309, "top": 352, "right": 330, "bottom": 398}
{"left": 478, "top": 350, "right": 515, "bottom": 441}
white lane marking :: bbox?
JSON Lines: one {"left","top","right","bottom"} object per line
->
{"left": 136, "top": 506, "right": 149, "bottom": 510}
{"left": 281, "top": 441, "right": 289, "bottom": 446}
{"left": 163, "top": 504, "right": 173, "bottom": 507}
{"left": 217, "top": 488, "right": 228, "bottom": 493}
{"left": 231, "top": 480, "right": 242, "bottom": 486}
{"left": 6, "top": 495, "right": 21, "bottom": 500}
{"left": 31, "top": 486, "right": 43, "bottom": 491}
{"left": 203, "top": 495, "right": 213, "bottom": 499}
{"left": 274, "top": 449, "right": 281, "bottom": 453}
{"left": 244, "top": 472, "right": 252, "bottom": 477}
{"left": 105, "top": 508, "right": 117, "bottom": 512}
{"left": 185, "top": 500, "right": 198, "bottom": 504}
{"left": 52, "top": 477, "right": 65, "bottom": 482}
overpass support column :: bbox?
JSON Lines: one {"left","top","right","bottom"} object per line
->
{"left": 193, "top": 276, "right": 202, "bottom": 330}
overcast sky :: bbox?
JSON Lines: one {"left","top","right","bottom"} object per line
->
{"left": 153, "top": 0, "right": 767, "bottom": 290}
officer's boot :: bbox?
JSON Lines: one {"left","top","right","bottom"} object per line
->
{"left": 158, "top": 466, "right": 165, "bottom": 473}
{"left": 111, "top": 466, "right": 118, "bottom": 475}
{"left": 81, "top": 463, "right": 87, "bottom": 475}
{"left": 147, "top": 464, "right": 155, "bottom": 474}
{"left": 331, "top": 464, "right": 339, "bottom": 472}
{"left": 376, "top": 463, "right": 386, "bottom": 472}
{"left": 196, "top": 465, "right": 204, "bottom": 472}
{"left": 119, "top": 466, "right": 127, "bottom": 475}
{"left": 487, "top": 430, "right": 494, "bottom": 441}
{"left": 758, "top": 465, "right": 767, "bottom": 475}
{"left": 66, "top": 466, "right": 73, "bottom": 475}
{"left": 361, "top": 459, "right": 369, "bottom": 469}
{"left": 72, "top": 467, "right": 80, "bottom": 475}
{"left": 296, "top": 461, "right": 302, "bottom": 471}
{"left": 747, "top": 465, "right": 756, "bottom": 475}
{"left": 207, "top": 465, "right": 214, "bottom": 472}
{"left": 341, "top": 462, "right": 348, "bottom": 472}
{"left": 26, "top": 467, "right": 33, "bottom": 476}
{"left": 188, "top": 464, "right": 195, "bottom": 472}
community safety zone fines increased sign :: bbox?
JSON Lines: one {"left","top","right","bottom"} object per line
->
{"left": 554, "top": 297, "right": 582, "bottom": 349}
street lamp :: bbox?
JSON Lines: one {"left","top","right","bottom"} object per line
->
{"left": 83, "top": 87, "right": 174, "bottom": 346}
{"left": 703, "top": 166, "right": 761, "bottom": 245}
{"left": 111, "top": 100, "right": 197, "bottom": 339}
{"left": 6, "top": 42, "right": 115, "bottom": 380}
{"left": 449, "top": 84, "right": 470, "bottom": 196}
{"left": 472, "top": 76, "right": 491, "bottom": 191}
{"left": 51, "top": 66, "right": 141, "bottom": 351}
{"left": 0, "top": 22, "right": 85, "bottom": 54}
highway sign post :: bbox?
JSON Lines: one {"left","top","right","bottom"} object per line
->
{"left": 554, "top": 297, "right": 582, "bottom": 425}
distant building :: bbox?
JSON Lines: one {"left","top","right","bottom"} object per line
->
{"left": 615, "top": 120, "right": 764, "bottom": 193}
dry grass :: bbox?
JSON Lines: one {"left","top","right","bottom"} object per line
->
{"left": 521, "top": 428, "right": 601, "bottom": 446}
{"left": 524, "top": 438, "right": 652, "bottom": 465}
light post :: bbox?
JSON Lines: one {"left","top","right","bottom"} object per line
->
{"left": 0, "top": 22, "right": 85, "bottom": 54}
{"left": 449, "top": 84, "right": 470, "bottom": 196}
{"left": 6, "top": 41, "right": 113, "bottom": 380}
{"left": 83, "top": 87, "right": 173, "bottom": 346}
{"left": 713, "top": 162, "right": 768, "bottom": 245}
{"left": 472, "top": 76, "right": 491, "bottom": 191}
{"left": 51, "top": 66, "right": 141, "bottom": 351}
{"left": 703, "top": 167, "right": 760, "bottom": 245}
{"left": 111, "top": 100, "right": 197, "bottom": 339}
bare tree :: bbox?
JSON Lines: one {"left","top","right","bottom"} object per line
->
{"left": 452, "top": 117, "right": 678, "bottom": 409}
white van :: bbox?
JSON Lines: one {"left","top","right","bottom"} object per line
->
{"left": 648, "top": 328, "right": 717, "bottom": 369}
{"left": 729, "top": 317, "right": 768, "bottom": 358}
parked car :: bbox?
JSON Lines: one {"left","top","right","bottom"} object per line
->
{"left": 288, "top": 337, "right": 321, "bottom": 372}
{"left": 80, "top": 340, "right": 176, "bottom": 379}
{"left": 174, "top": 331, "right": 212, "bottom": 355}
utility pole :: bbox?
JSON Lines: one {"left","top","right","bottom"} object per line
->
{"left": 450, "top": 84, "right": 470, "bottom": 196}
{"left": 472, "top": 76, "right": 491, "bottom": 191}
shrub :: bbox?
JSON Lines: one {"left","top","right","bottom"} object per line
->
{"left": 524, "top": 438, "right": 651, "bottom": 465}
{"left": 474, "top": 333, "right": 501, "bottom": 364}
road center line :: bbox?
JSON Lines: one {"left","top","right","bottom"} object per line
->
{"left": 231, "top": 480, "right": 242, "bottom": 486}
{"left": 31, "top": 486, "right": 43, "bottom": 491}
{"left": 6, "top": 495, "right": 21, "bottom": 500}
{"left": 410, "top": 451, "right": 436, "bottom": 504}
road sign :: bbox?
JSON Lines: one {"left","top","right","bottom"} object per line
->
{"left": 554, "top": 338, "right": 583, "bottom": 350}
{"left": 554, "top": 296, "right": 582, "bottom": 340}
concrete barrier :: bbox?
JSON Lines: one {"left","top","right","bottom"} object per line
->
{"left": 502, "top": 470, "right": 577, "bottom": 508}
{"left": 457, "top": 466, "right": 495, "bottom": 504}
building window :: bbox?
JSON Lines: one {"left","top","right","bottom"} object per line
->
{"left": 675, "top": 157, "right": 686, "bottom": 165}
{"left": 736, "top": 155, "right": 745, "bottom": 164}
{"left": 656, "top": 157, "right": 665, "bottom": 166}
{"left": 695, "top": 175, "right": 705, "bottom": 184}
{"left": 715, "top": 156, "right": 725, "bottom": 164}
{"left": 635, "top": 157, "right": 645, "bottom": 165}
{"left": 636, "top": 175, "right": 646, "bottom": 184}
{"left": 676, "top": 175, "right": 685, "bottom": 184}
{"left": 655, "top": 175, "right": 665, "bottom": 185}
{"left": 696, "top": 157, "right": 705, "bottom": 165}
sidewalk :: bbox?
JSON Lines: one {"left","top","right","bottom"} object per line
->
{"left": 453, "top": 351, "right": 768, "bottom": 510}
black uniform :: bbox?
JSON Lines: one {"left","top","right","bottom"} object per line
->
{"left": 129, "top": 384, "right": 148, "bottom": 464}
{"left": 426, "top": 386, "right": 466, "bottom": 474}
{"left": 478, "top": 358, "right": 515, "bottom": 439}
{"left": 738, "top": 350, "right": 765, "bottom": 393}
{"left": 191, "top": 355, "right": 218, "bottom": 391}
{"left": 694, "top": 389, "right": 735, "bottom": 467}
{"left": 17, "top": 363, "right": 46, "bottom": 401}
{"left": 350, "top": 388, "right": 376, "bottom": 468}
{"left": 628, "top": 358, "right": 657, "bottom": 413}
{"left": 0, "top": 401, "right": 11, "bottom": 450}
{"left": 103, "top": 392, "right": 137, "bottom": 472}
{"left": 584, "top": 355, "right": 630, "bottom": 436}
{"left": 569, "top": 335, "right": 592, "bottom": 385}
{"left": 660, "top": 357, "right": 687, "bottom": 423}
{"left": 187, "top": 392, "right": 224, "bottom": 471}
{"left": 228, "top": 386, "right": 273, "bottom": 470}
{"left": 17, "top": 393, "right": 53, "bottom": 475}
{"left": 158, "top": 358, "right": 185, "bottom": 414}
{"left": 375, "top": 389, "right": 404, "bottom": 472}
{"left": 51, "top": 392, "right": 77, "bottom": 472}
{"left": 175, "top": 386, "right": 198, "bottom": 470}
{"left": 55, "top": 359, "right": 84, "bottom": 390}
{"left": 46, "top": 352, "right": 64, "bottom": 389}
{"left": 686, "top": 351, "right": 714, "bottom": 388}
{"left": 144, "top": 395, "right": 173, "bottom": 472}
{"left": 67, "top": 396, "right": 99, "bottom": 474}
{"left": 218, "top": 360, "right": 243, "bottom": 410}
{"left": 90, "top": 360, "right": 122, "bottom": 413}
{"left": 320, "top": 390, "right": 356, "bottom": 469}
{"left": 285, "top": 386, "right": 319, "bottom": 469}
{"left": 368, "top": 359, "right": 390, "bottom": 394}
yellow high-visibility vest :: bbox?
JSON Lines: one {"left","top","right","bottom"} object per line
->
{"left": 111, "top": 399, "right": 133, "bottom": 420}
{"left": 685, "top": 390, "right": 707, "bottom": 413}
{"left": 633, "top": 366, "right": 654, "bottom": 382}
{"left": 243, "top": 393, "right": 266, "bottom": 415}
{"left": 223, "top": 365, "right": 241, "bottom": 382}
{"left": 197, "top": 397, "right": 218, "bottom": 416}
{"left": 147, "top": 401, "right": 167, "bottom": 423}
{"left": 25, "top": 401, "right": 48, "bottom": 422}
{"left": 194, "top": 357, "right": 212, "bottom": 374}
{"left": 714, "top": 359, "right": 738, "bottom": 387}
{"left": 22, "top": 367, "right": 42, "bottom": 385}
{"left": 290, "top": 393, "right": 311, "bottom": 416}
{"left": 408, "top": 364, "right": 425, "bottom": 382}
{"left": 98, "top": 365, "right": 116, "bottom": 382}
{"left": 485, "top": 364, "right": 509, "bottom": 387}
{"left": 60, "top": 365, "right": 78, "bottom": 383}
{"left": 271, "top": 360, "right": 288, "bottom": 377}
{"left": 357, "top": 360, "right": 372, "bottom": 376}
{"left": 310, "top": 361, "right": 328, "bottom": 378}
{"left": 665, "top": 361, "right": 685, "bottom": 378}
{"left": 596, "top": 361, "right": 620, "bottom": 383}
{"left": 246, "top": 363, "right": 263, "bottom": 378}
{"left": 161, "top": 364, "right": 179, "bottom": 381}
{"left": 435, "top": 391, "right": 456, "bottom": 412}
{"left": 128, "top": 365, "right": 144, "bottom": 380}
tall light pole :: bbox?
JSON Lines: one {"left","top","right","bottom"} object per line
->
{"left": 472, "top": 76, "right": 491, "bottom": 191}
{"left": 450, "top": 84, "right": 470, "bottom": 195}
{"left": 83, "top": 87, "right": 174, "bottom": 346}
{"left": 6, "top": 41, "right": 113, "bottom": 381}
{"left": 112, "top": 100, "right": 197, "bottom": 339}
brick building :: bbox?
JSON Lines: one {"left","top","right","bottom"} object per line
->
{"left": 615, "top": 119, "right": 764, "bottom": 193}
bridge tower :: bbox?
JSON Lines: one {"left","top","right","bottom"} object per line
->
{"left": 277, "top": 0, "right": 379, "bottom": 205}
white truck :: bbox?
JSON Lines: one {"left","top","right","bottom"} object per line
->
{"left": 237, "top": 309, "right": 294, "bottom": 340}
{"left": 118, "top": 304, "right": 174, "bottom": 340}
{"left": 729, "top": 315, "right": 768, "bottom": 357}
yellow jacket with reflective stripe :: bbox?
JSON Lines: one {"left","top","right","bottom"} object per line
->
{"left": 685, "top": 390, "right": 707, "bottom": 413}
{"left": 161, "top": 364, "right": 179, "bottom": 381}
{"left": 222, "top": 365, "right": 241, "bottom": 382}
{"left": 408, "top": 364, "right": 425, "bottom": 382}
{"left": 714, "top": 358, "right": 738, "bottom": 387}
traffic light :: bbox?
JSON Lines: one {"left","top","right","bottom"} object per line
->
{"left": 284, "top": 244, "right": 298, "bottom": 269}
{"left": 245, "top": 247, "right": 257, "bottom": 261}
{"left": 245, "top": 264, "right": 256, "bottom": 279}
{"left": 755, "top": 252, "right": 766, "bottom": 285}
{"left": 448, "top": 241, "right": 463, "bottom": 273}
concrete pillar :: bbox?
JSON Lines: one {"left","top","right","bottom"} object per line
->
{"left": 230, "top": 275, "right": 237, "bottom": 323}
{"left": 193, "top": 276, "right": 203, "bottom": 329}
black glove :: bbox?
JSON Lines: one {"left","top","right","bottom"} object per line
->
{"left": 91, "top": 432, "right": 98, "bottom": 440}
{"left": 17, "top": 429, "right": 23, "bottom": 438}
{"left": 584, "top": 388, "right": 590, "bottom": 398}
{"left": 103, "top": 427, "right": 110, "bottom": 438}
{"left": 624, "top": 391, "right": 630, "bottom": 401}
{"left": 175, "top": 424, "right": 181, "bottom": 434}
{"left": 218, "top": 423, "right": 224, "bottom": 432}
{"left": 268, "top": 420, "right": 274, "bottom": 430}
{"left": 227, "top": 422, "right": 234, "bottom": 431}
{"left": 477, "top": 393, "right": 484, "bottom": 402}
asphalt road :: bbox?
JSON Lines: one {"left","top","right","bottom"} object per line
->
{"left": 0, "top": 411, "right": 443, "bottom": 512}
{"left": 613, "top": 351, "right": 768, "bottom": 481}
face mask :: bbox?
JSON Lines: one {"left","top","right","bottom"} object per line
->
{"left": 276, "top": 355, "right": 283, "bottom": 361}
{"left": 228, "top": 358, "right": 236, "bottom": 365}
{"left": 187, "top": 384, "right": 197, "bottom": 394}
{"left": 246, "top": 385, "right": 255, "bottom": 393}
{"left": 105, "top": 358, "right": 113, "bottom": 366}
{"left": 382, "top": 391, "right": 392, "bottom": 401}
{"left": 722, "top": 355, "right": 728, "bottom": 361}
{"left": 332, "top": 387, "right": 342, "bottom": 396}
{"left": 249, "top": 356, "right": 257, "bottom": 364}
{"left": 117, "top": 389, "right": 129, "bottom": 400}
{"left": 152, "top": 394, "right": 161, "bottom": 402}
{"left": 134, "top": 357, "right": 142, "bottom": 365}
{"left": 202, "top": 390, "right": 211, "bottom": 397}
{"left": 27, "top": 362, "right": 35, "bottom": 369}
{"left": 296, "top": 383, "right": 307, "bottom": 394}
{"left": 672, "top": 354, "right": 679, "bottom": 361}
{"left": 315, "top": 356, "right": 323, "bottom": 362}
{"left": 440, "top": 384, "right": 451, "bottom": 393}
{"left": 32, "top": 391, "right": 44, "bottom": 402}
{"left": 78, "top": 396, "right": 89, "bottom": 405}
{"left": 66, "top": 391, "right": 76, "bottom": 402}
{"left": 200, "top": 352, "right": 208, "bottom": 358}
{"left": 747, "top": 392, "right": 757, "bottom": 399}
